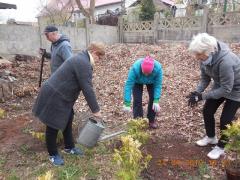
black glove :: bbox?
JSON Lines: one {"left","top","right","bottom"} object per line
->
{"left": 187, "top": 91, "right": 202, "bottom": 107}
{"left": 39, "top": 48, "right": 46, "bottom": 56}
{"left": 186, "top": 91, "right": 197, "bottom": 98}
{"left": 39, "top": 48, "right": 51, "bottom": 59}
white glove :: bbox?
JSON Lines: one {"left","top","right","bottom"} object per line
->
{"left": 152, "top": 103, "right": 160, "bottom": 112}
{"left": 123, "top": 105, "right": 131, "bottom": 112}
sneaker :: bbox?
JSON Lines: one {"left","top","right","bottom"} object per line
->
{"left": 149, "top": 122, "right": 158, "bottom": 129}
{"left": 196, "top": 136, "right": 218, "bottom": 146}
{"left": 64, "top": 147, "right": 84, "bottom": 156}
{"left": 49, "top": 154, "right": 64, "bottom": 166}
{"left": 207, "top": 146, "right": 225, "bottom": 160}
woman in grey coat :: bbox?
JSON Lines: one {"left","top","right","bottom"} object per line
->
{"left": 187, "top": 33, "right": 240, "bottom": 160}
{"left": 33, "top": 43, "right": 105, "bottom": 166}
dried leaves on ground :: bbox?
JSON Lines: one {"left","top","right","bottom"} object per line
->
{"left": 1, "top": 43, "right": 240, "bottom": 179}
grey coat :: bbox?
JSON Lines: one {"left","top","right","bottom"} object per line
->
{"left": 50, "top": 35, "right": 73, "bottom": 73}
{"left": 196, "top": 42, "right": 240, "bottom": 102}
{"left": 32, "top": 51, "right": 100, "bottom": 130}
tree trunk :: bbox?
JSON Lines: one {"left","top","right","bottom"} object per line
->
{"left": 89, "top": 0, "right": 95, "bottom": 23}
{"left": 75, "top": 0, "right": 96, "bottom": 24}
{"left": 0, "top": 79, "right": 13, "bottom": 102}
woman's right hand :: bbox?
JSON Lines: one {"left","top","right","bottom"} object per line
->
{"left": 93, "top": 111, "right": 102, "bottom": 119}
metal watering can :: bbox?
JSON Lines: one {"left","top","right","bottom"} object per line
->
{"left": 77, "top": 117, "right": 125, "bottom": 148}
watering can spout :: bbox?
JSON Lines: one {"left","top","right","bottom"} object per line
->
{"left": 98, "top": 130, "right": 126, "bottom": 141}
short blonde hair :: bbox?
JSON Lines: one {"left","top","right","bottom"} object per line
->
{"left": 188, "top": 33, "right": 218, "bottom": 56}
{"left": 87, "top": 42, "right": 105, "bottom": 56}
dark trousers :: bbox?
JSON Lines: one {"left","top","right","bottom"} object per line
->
{"left": 46, "top": 110, "right": 75, "bottom": 156}
{"left": 203, "top": 98, "right": 240, "bottom": 148}
{"left": 133, "top": 84, "right": 156, "bottom": 123}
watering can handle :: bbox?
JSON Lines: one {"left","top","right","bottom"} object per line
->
{"left": 100, "top": 119, "right": 105, "bottom": 126}
{"left": 89, "top": 116, "right": 106, "bottom": 126}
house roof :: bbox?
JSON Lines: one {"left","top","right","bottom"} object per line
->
{"left": 38, "top": 0, "right": 122, "bottom": 17}
{"left": 47, "top": 0, "right": 121, "bottom": 9}
{"left": 161, "top": 0, "right": 175, "bottom": 6}
{"left": 95, "top": 0, "right": 122, "bottom": 7}
{"left": 129, "top": 0, "right": 175, "bottom": 7}
{"left": 0, "top": 2, "right": 17, "bottom": 9}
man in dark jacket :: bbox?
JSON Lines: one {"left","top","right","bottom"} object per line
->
{"left": 188, "top": 33, "right": 240, "bottom": 160}
{"left": 40, "top": 25, "right": 73, "bottom": 73}
{"left": 33, "top": 43, "right": 105, "bottom": 166}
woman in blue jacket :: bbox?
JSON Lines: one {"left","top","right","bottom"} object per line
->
{"left": 123, "top": 56, "right": 163, "bottom": 129}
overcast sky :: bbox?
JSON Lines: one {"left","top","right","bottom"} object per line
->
{"left": 0, "top": 0, "right": 47, "bottom": 23}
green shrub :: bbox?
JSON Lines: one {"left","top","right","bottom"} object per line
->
{"left": 139, "top": 0, "right": 156, "bottom": 21}
{"left": 113, "top": 135, "right": 152, "bottom": 180}
{"left": 222, "top": 119, "right": 240, "bottom": 167}
{"left": 127, "top": 118, "right": 150, "bottom": 144}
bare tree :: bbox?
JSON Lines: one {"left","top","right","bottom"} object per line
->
{"left": 38, "top": 0, "right": 75, "bottom": 26}
{"left": 75, "top": 0, "right": 96, "bottom": 23}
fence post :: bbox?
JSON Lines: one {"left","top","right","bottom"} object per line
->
{"left": 85, "top": 18, "right": 90, "bottom": 47}
{"left": 118, "top": 17, "right": 123, "bottom": 43}
{"left": 153, "top": 12, "right": 159, "bottom": 44}
{"left": 202, "top": 6, "right": 209, "bottom": 33}
{"left": 37, "top": 17, "right": 43, "bottom": 49}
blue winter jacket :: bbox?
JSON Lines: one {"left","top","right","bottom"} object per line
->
{"left": 50, "top": 35, "right": 73, "bottom": 74}
{"left": 124, "top": 59, "right": 163, "bottom": 105}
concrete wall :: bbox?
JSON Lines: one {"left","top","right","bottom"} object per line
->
{"left": 88, "top": 24, "right": 119, "bottom": 45}
{"left": 157, "top": 29, "right": 201, "bottom": 41}
{"left": 0, "top": 25, "right": 40, "bottom": 56}
{"left": 0, "top": 23, "right": 119, "bottom": 56}
{"left": 208, "top": 25, "right": 240, "bottom": 43}
{"left": 123, "top": 31, "right": 154, "bottom": 43}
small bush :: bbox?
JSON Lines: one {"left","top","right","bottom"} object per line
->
{"left": 113, "top": 135, "right": 152, "bottom": 180}
{"left": 127, "top": 118, "right": 150, "bottom": 144}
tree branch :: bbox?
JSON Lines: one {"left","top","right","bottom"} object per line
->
{"left": 75, "top": 0, "right": 90, "bottom": 18}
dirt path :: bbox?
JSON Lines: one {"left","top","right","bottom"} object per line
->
{"left": 0, "top": 113, "right": 45, "bottom": 153}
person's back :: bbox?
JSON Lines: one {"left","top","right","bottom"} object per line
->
{"left": 46, "top": 51, "right": 91, "bottom": 102}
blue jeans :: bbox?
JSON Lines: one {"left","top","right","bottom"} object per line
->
{"left": 133, "top": 84, "right": 156, "bottom": 123}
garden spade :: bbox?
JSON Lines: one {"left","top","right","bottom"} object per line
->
{"left": 38, "top": 48, "right": 46, "bottom": 87}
